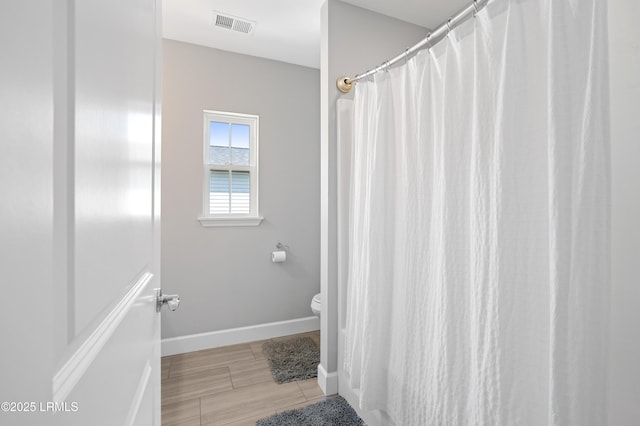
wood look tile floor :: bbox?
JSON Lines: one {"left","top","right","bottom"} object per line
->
{"left": 161, "top": 331, "right": 323, "bottom": 426}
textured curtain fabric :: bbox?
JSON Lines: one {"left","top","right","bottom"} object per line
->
{"left": 342, "top": 0, "right": 610, "bottom": 424}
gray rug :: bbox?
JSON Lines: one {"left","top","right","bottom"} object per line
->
{"left": 262, "top": 336, "right": 319, "bottom": 383}
{"left": 256, "top": 396, "right": 365, "bottom": 426}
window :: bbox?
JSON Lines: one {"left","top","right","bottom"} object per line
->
{"left": 198, "top": 110, "right": 262, "bottom": 227}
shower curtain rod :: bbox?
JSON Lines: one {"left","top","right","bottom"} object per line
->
{"left": 336, "top": 0, "right": 489, "bottom": 93}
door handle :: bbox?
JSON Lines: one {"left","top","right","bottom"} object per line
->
{"left": 156, "top": 289, "right": 180, "bottom": 312}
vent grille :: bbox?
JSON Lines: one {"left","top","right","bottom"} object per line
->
{"left": 213, "top": 12, "right": 256, "bottom": 35}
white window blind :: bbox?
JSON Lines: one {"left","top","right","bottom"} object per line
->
{"left": 209, "top": 170, "right": 250, "bottom": 214}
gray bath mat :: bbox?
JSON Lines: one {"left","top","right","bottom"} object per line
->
{"left": 256, "top": 396, "right": 365, "bottom": 426}
{"left": 262, "top": 336, "right": 319, "bottom": 383}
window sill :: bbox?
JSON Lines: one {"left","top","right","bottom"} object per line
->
{"left": 198, "top": 216, "right": 264, "bottom": 228}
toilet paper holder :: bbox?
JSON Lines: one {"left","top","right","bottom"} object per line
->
{"left": 275, "top": 242, "right": 289, "bottom": 252}
{"left": 272, "top": 242, "right": 289, "bottom": 263}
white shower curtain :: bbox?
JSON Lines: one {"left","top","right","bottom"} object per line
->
{"left": 343, "top": 0, "right": 610, "bottom": 424}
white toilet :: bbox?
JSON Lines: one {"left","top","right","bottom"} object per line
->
{"left": 311, "top": 293, "right": 321, "bottom": 317}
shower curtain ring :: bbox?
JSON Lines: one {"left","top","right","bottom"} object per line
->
{"left": 446, "top": 18, "right": 453, "bottom": 34}
{"left": 472, "top": 0, "right": 480, "bottom": 17}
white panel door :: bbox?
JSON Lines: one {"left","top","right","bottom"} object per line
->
{"left": 0, "top": 1, "right": 163, "bottom": 425}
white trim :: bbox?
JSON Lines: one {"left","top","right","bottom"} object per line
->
{"left": 161, "top": 316, "right": 320, "bottom": 356}
{"left": 52, "top": 272, "right": 154, "bottom": 402}
{"left": 124, "top": 361, "right": 152, "bottom": 426}
{"left": 203, "top": 109, "right": 258, "bottom": 121}
{"left": 317, "top": 363, "right": 339, "bottom": 396}
{"left": 198, "top": 216, "right": 264, "bottom": 227}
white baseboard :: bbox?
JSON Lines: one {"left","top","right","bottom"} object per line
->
{"left": 161, "top": 316, "right": 320, "bottom": 356}
{"left": 318, "top": 363, "right": 339, "bottom": 396}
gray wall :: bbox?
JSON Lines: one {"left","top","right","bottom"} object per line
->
{"left": 161, "top": 40, "right": 320, "bottom": 339}
{"left": 608, "top": 0, "right": 640, "bottom": 423}
{"left": 320, "top": 0, "right": 427, "bottom": 384}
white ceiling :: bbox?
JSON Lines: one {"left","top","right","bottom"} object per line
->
{"left": 162, "top": 0, "right": 471, "bottom": 69}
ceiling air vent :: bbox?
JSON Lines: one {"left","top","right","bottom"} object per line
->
{"left": 213, "top": 11, "right": 256, "bottom": 35}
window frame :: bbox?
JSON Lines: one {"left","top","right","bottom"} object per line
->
{"left": 198, "top": 110, "right": 263, "bottom": 227}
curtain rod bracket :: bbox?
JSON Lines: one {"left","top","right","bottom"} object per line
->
{"left": 337, "top": 76, "right": 353, "bottom": 93}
